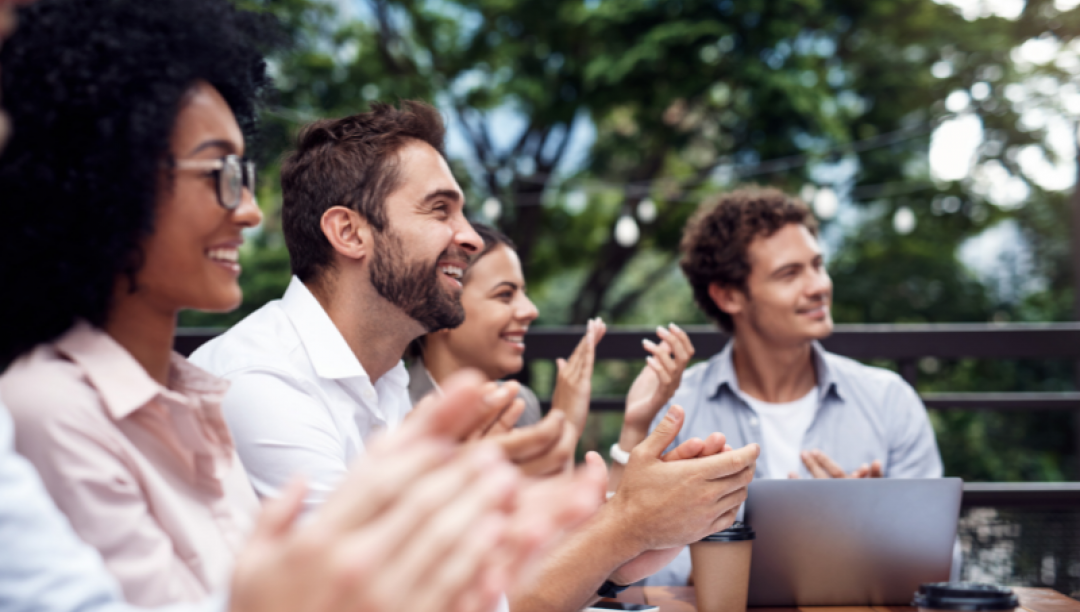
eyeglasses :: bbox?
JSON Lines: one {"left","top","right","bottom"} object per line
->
{"left": 172, "top": 154, "right": 257, "bottom": 211}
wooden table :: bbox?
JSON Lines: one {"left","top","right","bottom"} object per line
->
{"left": 611, "top": 586, "right": 1080, "bottom": 612}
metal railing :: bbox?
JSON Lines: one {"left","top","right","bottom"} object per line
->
{"left": 511, "top": 323, "right": 1080, "bottom": 412}
{"left": 175, "top": 322, "right": 1080, "bottom": 507}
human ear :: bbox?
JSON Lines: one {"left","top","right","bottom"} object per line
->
{"left": 708, "top": 282, "right": 746, "bottom": 317}
{"left": 320, "top": 206, "right": 370, "bottom": 263}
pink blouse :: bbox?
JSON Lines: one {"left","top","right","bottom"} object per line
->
{"left": 0, "top": 321, "right": 260, "bottom": 606}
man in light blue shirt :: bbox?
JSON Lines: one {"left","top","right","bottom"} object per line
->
{"left": 650, "top": 340, "right": 941, "bottom": 479}
{"left": 613, "top": 187, "right": 942, "bottom": 585}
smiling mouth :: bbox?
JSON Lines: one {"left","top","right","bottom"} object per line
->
{"left": 439, "top": 264, "right": 464, "bottom": 282}
{"left": 501, "top": 332, "right": 527, "bottom": 349}
{"left": 207, "top": 247, "right": 240, "bottom": 271}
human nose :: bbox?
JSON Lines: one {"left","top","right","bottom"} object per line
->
{"left": 808, "top": 266, "right": 832, "bottom": 299}
{"left": 515, "top": 293, "right": 539, "bottom": 323}
{"left": 454, "top": 216, "right": 482, "bottom": 255}
{"left": 231, "top": 186, "right": 262, "bottom": 229}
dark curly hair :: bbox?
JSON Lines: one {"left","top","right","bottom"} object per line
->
{"left": 680, "top": 186, "right": 819, "bottom": 332}
{"left": 0, "top": 0, "right": 280, "bottom": 363}
{"left": 280, "top": 101, "right": 446, "bottom": 284}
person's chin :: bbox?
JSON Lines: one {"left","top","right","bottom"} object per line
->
{"left": 441, "top": 284, "right": 463, "bottom": 303}
{"left": 496, "top": 355, "right": 525, "bottom": 379}
{"left": 802, "top": 317, "right": 833, "bottom": 340}
{"left": 191, "top": 285, "right": 243, "bottom": 314}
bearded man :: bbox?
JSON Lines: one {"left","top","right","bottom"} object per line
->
{"left": 192, "top": 102, "right": 504, "bottom": 507}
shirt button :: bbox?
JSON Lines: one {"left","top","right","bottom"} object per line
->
{"left": 749, "top": 417, "right": 759, "bottom": 426}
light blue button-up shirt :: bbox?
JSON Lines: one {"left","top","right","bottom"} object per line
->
{"left": 0, "top": 402, "right": 216, "bottom": 612}
{"left": 652, "top": 340, "right": 943, "bottom": 479}
{"left": 643, "top": 340, "right": 943, "bottom": 585}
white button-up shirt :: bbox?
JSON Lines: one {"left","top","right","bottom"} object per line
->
{"left": 190, "top": 276, "right": 412, "bottom": 511}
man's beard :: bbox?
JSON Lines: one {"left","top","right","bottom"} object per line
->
{"left": 369, "top": 228, "right": 466, "bottom": 332}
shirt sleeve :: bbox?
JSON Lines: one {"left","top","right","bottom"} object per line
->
{"left": 0, "top": 403, "right": 129, "bottom": 612}
{"left": 7, "top": 386, "right": 208, "bottom": 606}
{"left": 219, "top": 369, "right": 349, "bottom": 512}
{"left": 513, "top": 386, "right": 544, "bottom": 428}
{"left": 0, "top": 402, "right": 225, "bottom": 612}
{"left": 883, "top": 378, "right": 944, "bottom": 478}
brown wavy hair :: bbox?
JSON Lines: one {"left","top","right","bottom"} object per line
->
{"left": 679, "top": 186, "right": 818, "bottom": 332}
{"left": 280, "top": 101, "right": 446, "bottom": 284}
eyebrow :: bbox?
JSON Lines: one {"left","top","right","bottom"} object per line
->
{"left": 422, "top": 188, "right": 464, "bottom": 205}
{"left": 491, "top": 281, "right": 521, "bottom": 293}
{"left": 769, "top": 262, "right": 803, "bottom": 278}
{"left": 769, "top": 254, "right": 822, "bottom": 278}
{"left": 187, "top": 139, "right": 240, "bottom": 157}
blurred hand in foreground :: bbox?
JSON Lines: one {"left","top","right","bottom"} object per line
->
{"left": 229, "top": 370, "right": 605, "bottom": 612}
{"left": 413, "top": 373, "right": 578, "bottom": 478}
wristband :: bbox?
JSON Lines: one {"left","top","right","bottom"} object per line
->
{"left": 609, "top": 442, "right": 631, "bottom": 465}
{"left": 597, "top": 579, "right": 631, "bottom": 598}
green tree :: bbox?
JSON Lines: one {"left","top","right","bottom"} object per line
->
{"left": 181, "top": 0, "right": 1080, "bottom": 483}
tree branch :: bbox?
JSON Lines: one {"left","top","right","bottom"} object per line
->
{"left": 540, "top": 120, "right": 575, "bottom": 174}
{"left": 370, "top": 0, "right": 409, "bottom": 75}
{"left": 510, "top": 119, "right": 539, "bottom": 160}
{"left": 606, "top": 256, "right": 680, "bottom": 321}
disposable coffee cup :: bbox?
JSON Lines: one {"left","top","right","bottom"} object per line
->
{"left": 690, "top": 522, "right": 755, "bottom": 612}
{"left": 913, "top": 583, "right": 1019, "bottom": 612}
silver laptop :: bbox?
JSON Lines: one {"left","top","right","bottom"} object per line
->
{"left": 744, "top": 478, "right": 962, "bottom": 607}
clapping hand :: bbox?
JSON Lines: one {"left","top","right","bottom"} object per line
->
{"left": 789, "top": 449, "right": 883, "bottom": 479}
{"left": 467, "top": 380, "right": 577, "bottom": 478}
{"left": 488, "top": 410, "right": 577, "bottom": 478}
{"left": 549, "top": 317, "right": 606, "bottom": 434}
{"left": 607, "top": 428, "right": 731, "bottom": 586}
{"left": 623, "top": 324, "right": 695, "bottom": 443}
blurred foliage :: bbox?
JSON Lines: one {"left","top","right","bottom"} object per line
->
{"left": 182, "top": 0, "right": 1080, "bottom": 482}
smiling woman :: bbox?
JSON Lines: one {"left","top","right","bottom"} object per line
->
{"left": 409, "top": 223, "right": 607, "bottom": 447}
{"left": 0, "top": 0, "right": 278, "bottom": 364}
{"left": 0, "top": 0, "right": 279, "bottom": 604}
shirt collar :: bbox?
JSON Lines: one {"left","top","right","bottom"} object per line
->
{"left": 381, "top": 359, "right": 411, "bottom": 391}
{"left": 710, "top": 340, "right": 740, "bottom": 397}
{"left": 810, "top": 341, "right": 844, "bottom": 402}
{"left": 54, "top": 321, "right": 229, "bottom": 421}
{"left": 281, "top": 275, "right": 368, "bottom": 381}
{"left": 709, "top": 339, "right": 843, "bottom": 403}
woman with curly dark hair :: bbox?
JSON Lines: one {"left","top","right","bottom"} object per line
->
{"left": 0, "top": 0, "right": 274, "bottom": 604}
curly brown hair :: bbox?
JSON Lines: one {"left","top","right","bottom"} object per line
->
{"left": 680, "top": 186, "right": 819, "bottom": 332}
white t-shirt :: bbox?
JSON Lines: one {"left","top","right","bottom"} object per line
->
{"left": 739, "top": 387, "right": 818, "bottom": 479}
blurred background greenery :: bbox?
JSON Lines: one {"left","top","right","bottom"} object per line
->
{"left": 184, "top": 0, "right": 1080, "bottom": 484}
